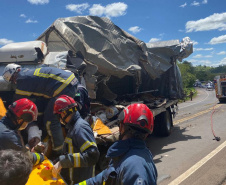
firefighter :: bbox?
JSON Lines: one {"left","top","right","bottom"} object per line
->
{"left": 190, "top": 90, "right": 194, "bottom": 101}
{"left": 0, "top": 98, "right": 44, "bottom": 166}
{"left": 52, "top": 95, "right": 100, "bottom": 184}
{"left": 77, "top": 103, "right": 158, "bottom": 185}
{"left": 2, "top": 63, "right": 78, "bottom": 156}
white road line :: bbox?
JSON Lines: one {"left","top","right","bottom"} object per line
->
{"left": 179, "top": 89, "right": 210, "bottom": 109}
{"left": 168, "top": 141, "right": 226, "bottom": 185}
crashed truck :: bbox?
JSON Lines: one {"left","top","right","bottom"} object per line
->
{"left": 0, "top": 16, "right": 193, "bottom": 171}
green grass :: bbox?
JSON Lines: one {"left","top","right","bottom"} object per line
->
{"left": 178, "top": 87, "right": 197, "bottom": 103}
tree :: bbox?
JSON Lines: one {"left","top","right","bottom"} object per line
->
{"left": 177, "top": 61, "right": 196, "bottom": 88}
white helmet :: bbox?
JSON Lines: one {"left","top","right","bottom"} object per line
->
{"left": 2, "top": 63, "right": 21, "bottom": 82}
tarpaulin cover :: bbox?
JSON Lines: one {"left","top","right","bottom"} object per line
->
{"left": 37, "top": 16, "right": 193, "bottom": 100}
{"left": 37, "top": 16, "right": 193, "bottom": 80}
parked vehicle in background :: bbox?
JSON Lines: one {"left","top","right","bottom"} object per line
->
{"left": 214, "top": 75, "right": 226, "bottom": 102}
{"left": 206, "top": 82, "right": 214, "bottom": 91}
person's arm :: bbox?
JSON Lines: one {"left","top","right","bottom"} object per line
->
{"left": 2, "top": 131, "right": 44, "bottom": 165}
{"left": 58, "top": 123, "right": 99, "bottom": 168}
{"left": 53, "top": 122, "right": 100, "bottom": 177}
{"left": 75, "top": 166, "right": 117, "bottom": 185}
{"left": 76, "top": 171, "right": 104, "bottom": 185}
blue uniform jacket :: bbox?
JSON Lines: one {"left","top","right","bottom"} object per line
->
{"left": 0, "top": 116, "right": 44, "bottom": 165}
{"left": 59, "top": 111, "right": 99, "bottom": 184}
{"left": 15, "top": 67, "right": 78, "bottom": 99}
{"left": 77, "top": 138, "right": 158, "bottom": 185}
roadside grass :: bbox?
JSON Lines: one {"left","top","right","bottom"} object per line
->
{"left": 178, "top": 87, "right": 197, "bottom": 103}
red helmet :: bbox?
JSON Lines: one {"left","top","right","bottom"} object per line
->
{"left": 8, "top": 98, "right": 38, "bottom": 123}
{"left": 119, "top": 103, "right": 154, "bottom": 134}
{"left": 54, "top": 95, "right": 78, "bottom": 114}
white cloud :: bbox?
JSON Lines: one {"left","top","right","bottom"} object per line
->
{"left": 217, "top": 51, "right": 226, "bottom": 55}
{"left": 192, "top": 54, "right": 212, "bottom": 58}
{"left": 105, "top": 2, "right": 127, "bottom": 17}
{"left": 89, "top": 2, "right": 128, "bottom": 18}
{"left": 66, "top": 3, "right": 90, "bottom": 14}
{"left": 218, "top": 57, "right": 226, "bottom": 65}
{"left": 193, "top": 47, "right": 213, "bottom": 51}
{"left": 192, "top": 40, "right": 198, "bottom": 45}
{"left": 0, "top": 38, "right": 14, "bottom": 45}
{"left": 178, "top": 29, "right": 184, "bottom": 32}
{"left": 128, "top": 26, "right": 142, "bottom": 34}
{"left": 25, "top": 19, "right": 38, "bottom": 23}
{"left": 212, "top": 57, "right": 226, "bottom": 66}
{"left": 193, "top": 54, "right": 203, "bottom": 58}
{"left": 189, "top": 59, "right": 212, "bottom": 66}
{"left": 20, "top": 14, "right": 26, "bottom": 18}
{"left": 179, "top": 3, "right": 187, "bottom": 8}
{"left": 149, "top": 38, "right": 161, "bottom": 43}
{"left": 202, "top": 0, "right": 208, "bottom": 4}
{"left": 27, "top": 0, "right": 49, "bottom": 5}
{"left": 209, "top": 35, "right": 226, "bottom": 45}
{"left": 191, "top": 1, "right": 200, "bottom": 6}
{"left": 205, "top": 55, "right": 213, "bottom": 58}
{"left": 89, "top": 4, "right": 105, "bottom": 16}
{"left": 186, "top": 12, "right": 226, "bottom": 32}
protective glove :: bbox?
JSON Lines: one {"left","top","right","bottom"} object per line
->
{"left": 29, "top": 137, "right": 41, "bottom": 150}
{"left": 52, "top": 161, "right": 62, "bottom": 179}
{"left": 31, "top": 141, "right": 46, "bottom": 153}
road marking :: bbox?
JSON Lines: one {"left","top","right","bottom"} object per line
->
{"left": 174, "top": 104, "right": 222, "bottom": 125}
{"left": 168, "top": 140, "right": 226, "bottom": 185}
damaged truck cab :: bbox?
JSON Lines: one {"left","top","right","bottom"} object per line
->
{"left": 0, "top": 15, "right": 193, "bottom": 172}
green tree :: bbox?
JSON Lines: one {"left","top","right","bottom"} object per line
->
{"left": 178, "top": 61, "right": 196, "bottom": 88}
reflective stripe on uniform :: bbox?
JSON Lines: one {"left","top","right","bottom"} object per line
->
{"left": 65, "top": 137, "right": 74, "bottom": 153}
{"left": 34, "top": 153, "right": 40, "bottom": 165}
{"left": 78, "top": 180, "right": 87, "bottom": 185}
{"left": 80, "top": 141, "right": 97, "bottom": 152}
{"left": 73, "top": 153, "right": 81, "bottom": 167}
{"left": 15, "top": 89, "right": 51, "bottom": 98}
{"left": 33, "top": 68, "right": 76, "bottom": 97}
{"left": 53, "top": 74, "right": 75, "bottom": 97}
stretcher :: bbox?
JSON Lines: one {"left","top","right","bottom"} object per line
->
{"left": 26, "top": 157, "right": 66, "bottom": 185}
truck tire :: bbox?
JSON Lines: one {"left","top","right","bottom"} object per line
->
{"left": 153, "top": 109, "right": 173, "bottom": 137}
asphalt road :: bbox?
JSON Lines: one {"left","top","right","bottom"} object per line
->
{"left": 146, "top": 88, "right": 226, "bottom": 185}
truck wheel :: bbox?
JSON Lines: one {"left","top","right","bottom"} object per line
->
{"left": 153, "top": 109, "right": 172, "bottom": 137}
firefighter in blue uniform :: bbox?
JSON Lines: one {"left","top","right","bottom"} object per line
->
{"left": 0, "top": 98, "right": 44, "bottom": 165}
{"left": 77, "top": 103, "right": 158, "bottom": 185}
{"left": 2, "top": 63, "right": 78, "bottom": 156}
{"left": 52, "top": 95, "right": 100, "bottom": 184}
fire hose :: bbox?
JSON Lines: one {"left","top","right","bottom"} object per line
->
{"left": 211, "top": 102, "right": 221, "bottom": 141}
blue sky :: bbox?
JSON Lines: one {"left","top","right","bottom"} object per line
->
{"left": 0, "top": 0, "right": 226, "bottom": 67}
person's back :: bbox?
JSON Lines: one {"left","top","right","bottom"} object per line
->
{"left": 107, "top": 138, "right": 157, "bottom": 185}
{"left": 16, "top": 67, "right": 77, "bottom": 98}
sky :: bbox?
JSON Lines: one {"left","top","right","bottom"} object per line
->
{"left": 0, "top": 0, "right": 226, "bottom": 67}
